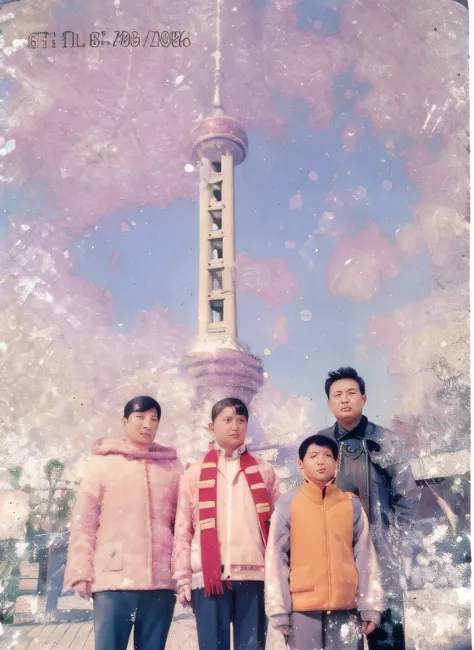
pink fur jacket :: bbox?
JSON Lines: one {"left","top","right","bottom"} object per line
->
{"left": 64, "top": 437, "right": 182, "bottom": 593}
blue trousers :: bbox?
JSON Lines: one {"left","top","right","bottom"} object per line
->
{"left": 289, "top": 610, "right": 363, "bottom": 650}
{"left": 367, "top": 604, "right": 405, "bottom": 650}
{"left": 93, "top": 590, "right": 175, "bottom": 650}
{"left": 192, "top": 580, "right": 267, "bottom": 650}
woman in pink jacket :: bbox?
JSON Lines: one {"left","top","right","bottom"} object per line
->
{"left": 64, "top": 396, "right": 182, "bottom": 650}
{"left": 172, "top": 397, "right": 281, "bottom": 650}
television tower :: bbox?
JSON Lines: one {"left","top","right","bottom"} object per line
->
{"left": 184, "top": 0, "right": 263, "bottom": 407}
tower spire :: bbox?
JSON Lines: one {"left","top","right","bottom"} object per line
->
{"left": 212, "top": 0, "right": 224, "bottom": 115}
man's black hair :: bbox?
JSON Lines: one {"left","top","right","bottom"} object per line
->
{"left": 298, "top": 434, "right": 339, "bottom": 461}
{"left": 124, "top": 396, "right": 161, "bottom": 420}
{"left": 211, "top": 397, "right": 249, "bottom": 422}
{"left": 325, "top": 366, "right": 366, "bottom": 398}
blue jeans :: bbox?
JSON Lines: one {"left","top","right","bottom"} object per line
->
{"left": 192, "top": 580, "right": 267, "bottom": 650}
{"left": 93, "top": 590, "right": 175, "bottom": 650}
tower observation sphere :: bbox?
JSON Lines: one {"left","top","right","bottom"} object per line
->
{"left": 192, "top": 114, "right": 248, "bottom": 166}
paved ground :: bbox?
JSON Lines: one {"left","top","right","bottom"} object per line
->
{"left": 1, "top": 588, "right": 471, "bottom": 650}
{"left": 1, "top": 616, "right": 200, "bottom": 650}
{"left": 1, "top": 614, "right": 287, "bottom": 650}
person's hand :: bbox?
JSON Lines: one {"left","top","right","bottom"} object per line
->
{"left": 74, "top": 580, "right": 92, "bottom": 600}
{"left": 278, "top": 625, "right": 290, "bottom": 637}
{"left": 362, "top": 620, "right": 377, "bottom": 635}
{"left": 270, "top": 615, "right": 290, "bottom": 637}
{"left": 177, "top": 584, "right": 192, "bottom": 608}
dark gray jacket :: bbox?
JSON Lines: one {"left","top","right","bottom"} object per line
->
{"left": 318, "top": 419, "right": 421, "bottom": 598}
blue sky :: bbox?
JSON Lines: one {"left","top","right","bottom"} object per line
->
{"left": 0, "top": 0, "right": 438, "bottom": 429}
{"left": 61, "top": 67, "right": 434, "bottom": 427}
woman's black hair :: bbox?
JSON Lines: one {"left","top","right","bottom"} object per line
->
{"left": 298, "top": 434, "right": 339, "bottom": 461}
{"left": 124, "top": 396, "right": 161, "bottom": 420}
{"left": 211, "top": 397, "right": 249, "bottom": 422}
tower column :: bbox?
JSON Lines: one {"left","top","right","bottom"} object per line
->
{"left": 198, "top": 159, "right": 213, "bottom": 339}
{"left": 221, "top": 152, "right": 237, "bottom": 340}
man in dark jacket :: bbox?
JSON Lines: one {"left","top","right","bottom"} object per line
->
{"left": 317, "top": 367, "right": 421, "bottom": 650}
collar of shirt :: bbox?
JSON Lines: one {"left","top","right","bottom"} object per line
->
{"left": 214, "top": 442, "right": 247, "bottom": 461}
{"left": 336, "top": 415, "right": 369, "bottom": 441}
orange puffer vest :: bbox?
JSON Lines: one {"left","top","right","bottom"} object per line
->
{"left": 289, "top": 481, "right": 358, "bottom": 612}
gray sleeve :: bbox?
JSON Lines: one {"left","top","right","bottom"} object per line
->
{"left": 351, "top": 497, "right": 385, "bottom": 622}
{"left": 264, "top": 495, "right": 292, "bottom": 628}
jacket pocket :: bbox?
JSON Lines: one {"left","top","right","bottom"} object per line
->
{"left": 190, "top": 537, "right": 202, "bottom": 574}
{"left": 340, "top": 562, "right": 359, "bottom": 590}
{"left": 289, "top": 565, "right": 315, "bottom": 593}
{"left": 372, "top": 466, "right": 389, "bottom": 485}
{"left": 97, "top": 541, "right": 123, "bottom": 572}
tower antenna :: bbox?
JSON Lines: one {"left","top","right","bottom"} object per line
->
{"left": 212, "top": 0, "right": 224, "bottom": 114}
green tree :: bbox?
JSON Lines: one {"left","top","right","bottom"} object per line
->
{"left": 7, "top": 466, "right": 23, "bottom": 490}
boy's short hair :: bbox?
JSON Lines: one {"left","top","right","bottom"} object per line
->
{"left": 298, "top": 434, "right": 339, "bottom": 461}
{"left": 324, "top": 366, "right": 366, "bottom": 398}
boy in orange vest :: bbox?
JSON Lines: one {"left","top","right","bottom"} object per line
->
{"left": 265, "top": 434, "right": 384, "bottom": 650}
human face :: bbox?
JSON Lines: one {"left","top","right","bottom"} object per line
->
{"left": 327, "top": 378, "right": 367, "bottom": 428}
{"left": 210, "top": 406, "right": 248, "bottom": 456}
{"left": 122, "top": 408, "right": 159, "bottom": 449}
{"left": 298, "top": 444, "right": 337, "bottom": 488}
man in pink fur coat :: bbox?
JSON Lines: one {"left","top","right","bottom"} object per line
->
{"left": 64, "top": 396, "right": 182, "bottom": 650}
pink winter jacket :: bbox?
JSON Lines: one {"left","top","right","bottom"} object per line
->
{"left": 172, "top": 445, "right": 281, "bottom": 591}
{"left": 64, "top": 437, "right": 182, "bottom": 594}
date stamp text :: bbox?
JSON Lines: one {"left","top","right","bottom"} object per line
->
{"left": 27, "top": 30, "right": 191, "bottom": 49}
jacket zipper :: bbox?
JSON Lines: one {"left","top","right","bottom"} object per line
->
{"left": 144, "top": 460, "right": 153, "bottom": 588}
{"left": 224, "top": 463, "right": 232, "bottom": 578}
{"left": 323, "top": 493, "right": 331, "bottom": 608}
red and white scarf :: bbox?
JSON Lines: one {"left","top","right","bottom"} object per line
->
{"left": 198, "top": 446, "right": 272, "bottom": 597}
